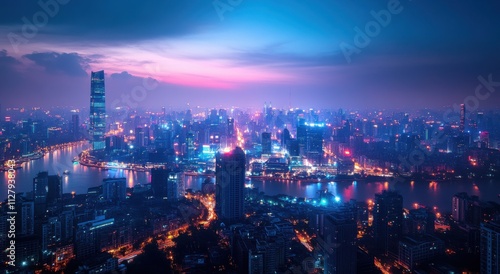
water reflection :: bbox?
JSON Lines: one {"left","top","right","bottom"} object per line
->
{"left": 1, "top": 143, "right": 499, "bottom": 212}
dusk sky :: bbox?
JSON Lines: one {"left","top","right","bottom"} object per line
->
{"left": 0, "top": 0, "right": 499, "bottom": 110}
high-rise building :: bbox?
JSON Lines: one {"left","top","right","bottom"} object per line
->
{"left": 297, "top": 118, "right": 307, "bottom": 155}
{"left": 316, "top": 213, "right": 357, "bottom": 274}
{"left": 102, "top": 178, "right": 127, "bottom": 202}
{"left": 452, "top": 192, "right": 481, "bottom": 225}
{"left": 373, "top": 190, "right": 403, "bottom": 256}
{"left": 248, "top": 250, "right": 264, "bottom": 274}
{"left": 33, "top": 172, "right": 62, "bottom": 205}
{"left": 71, "top": 114, "right": 79, "bottom": 140}
{"left": 74, "top": 216, "right": 114, "bottom": 260}
{"left": 306, "top": 123, "right": 324, "bottom": 164}
{"left": 481, "top": 221, "right": 500, "bottom": 274}
{"left": 477, "top": 111, "right": 485, "bottom": 132}
{"left": 151, "top": 168, "right": 181, "bottom": 201}
{"left": 186, "top": 132, "right": 195, "bottom": 160}
{"left": 452, "top": 192, "right": 468, "bottom": 223}
{"left": 41, "top": 216, "right": 62, "bottom": 251}
{"left": 216, "top": 147, "right": 245, "bottom": 223}
{"left": 398, "top": 234, "right": 444, "bottom": 272}
{"left": 281, "top": 127, "right": 291, "bottom": 148}
{"left": 460, "top": 103, "right": 466, "bottom": 132}
{"left": 288, "top": 139, "right": 300, "bottom": 156}
{"left": 19, "top": 199, "right": 35, "bottom": 236}
{"left": 480, "top": 131, "right": 490, "bottom": 148}
{"left": 89, "top": 70, "right": 106, "bottom": 150}
{"left": 404, "top": 208, "right": 435, "bottom": 236}
{"left": 135, "top": 127, "right": 146, "bottom": 148}
{"left": 227, "top": 118, "right": 235, "bottom": 138}
{"left": 262, "top": 132, "right": 272, "bottom": 155}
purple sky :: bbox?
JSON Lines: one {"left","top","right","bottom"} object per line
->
{"left": 0, "top": 0, "right": 499, "bottom": 110}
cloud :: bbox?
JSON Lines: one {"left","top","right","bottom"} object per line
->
{"left": 23, "top": 52, "right": 90, "bottom": 76}
{"left": 110, "top": 71, "right": 135, "bottom": 81}
{"left": 108, "top": 71, "right": 159, "bottom": 91}
{"left": 0, "top": 0, "right": 218, "bottom": 44}
{"left": 0, "top": 49, "right": 21, "bottom": 66}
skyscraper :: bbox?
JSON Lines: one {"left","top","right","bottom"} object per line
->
{"left": 186, "top": 132, "right": 195, "bottom": 160}
{"left": 317, "top": 213, "right": 357, "bottom": 274}
{"left": 227, "top": 118, "right": 235, "bottom": 138}
{"left": 71, "top": 114, "right": 79, "bottom": 141}
{"left": 281, "top": 127, "right": 291, "bottom": 149}
{"left": 216, "top": 147, "right": 246, "bottom": 223}
{"left": 102, "top": 178, "right": 127, "bottom": 202}
{"left": 297, "top": 117, "right": 307, "bottom": 155}
{"left": 262, "top": 132, "right": 272, "bottom": 155}
{"left": 33, "top": 172, "right": 62, "bottom": 205}
{"left": 89, "top": 70, "right": 106, "bottom": 150}
{"left": 460, "top": 103, "right": 466, "bottom": 132}
{"left": 151, "top": 168, "right": 181, "bottom": 201}
{"left": 135, "top": 127, "right": 146, "bottom": 148}
{"left": 306, "top": 123, "right": 325, "bottom": 164}
{"left": 373, "top": 190, "right": 403, "bottom": 256}
{"left": 480, "top": 221, "right": 500, "bottom": 274}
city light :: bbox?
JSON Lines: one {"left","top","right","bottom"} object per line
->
{"left": 0, "top": 2, "right": 498, "bottom": 272}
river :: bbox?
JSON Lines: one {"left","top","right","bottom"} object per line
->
{"left": 2, "top": 143, "right": 499, "bottom": 212}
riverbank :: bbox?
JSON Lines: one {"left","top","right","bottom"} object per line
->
{"left": 1, "top": 140, "right": 88, "bottom": 172}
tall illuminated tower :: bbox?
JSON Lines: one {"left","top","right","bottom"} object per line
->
{"left": 460, "top": 103, "right": 465, "bottom": 132}
{"left": 216, "top": 147, "right": 246, "bottom": 223}
{"left": 89, "top": 70, "right": 106, "bottom": 150}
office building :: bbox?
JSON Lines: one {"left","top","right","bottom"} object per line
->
{"left": 261, "top": 132, "right": 272, "bottom": 155}
{"left": 460, "top": 103, "right": 466, "bottom": 132}
{"left": 373, "top": 191, "right": 403, "bottom": 256}
{"left": 74, "top": 216, "right": 114, "bottom": 260}
{"left": 281, "top": 127, "right": 291, "bottom": 149}
{"left": 481, "top": 221, "right": 500, "bottom": 274}
{"left": 216, "top": 147, "right": 246, "bottom": 223}
{"left": 71, "top": 113, "right": 79, "bottom": 140}
{"left": 186, "top": 131, "right": 195, "bottom": 160}
{"left": 19, "top": 199, "right": 35, "bottom": 236}
{"left": 248, "top": 250, "right": 264, "bottom": 274}
{"left": 452, "top": 192, "right": 481, "bottom": 226}
{"left": 33, "top": 172, "right": 62, "bottom": 205}
{"left": 404, "top": 208, "right": 435, "bottom": 236}
{"left": 398, "top": 234, "right": 444, "bottom": 272}
{"left": 306, "top": 123, "right": 324, "bottom": 164}
{"left": 102, "top": 178, "right": 127, "bottom": 202}
{"left": 89, "top": 70, "right": 106, "bottom": 150}
{"left": 151, "top": 168, "right": 182, "bottom": 201}
{"left": 228, "top": 118, "right": 235, "bottom": 138}
{"left": 316, "top": 213, "right": 357, "bottom": 274}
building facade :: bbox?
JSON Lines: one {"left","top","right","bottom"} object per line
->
{"left": 89, "top": 70, "right": 106, "bottom": 150}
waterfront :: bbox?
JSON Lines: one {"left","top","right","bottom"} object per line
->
{"left": 2, "top": 143, "right": 499, "bottom": 212}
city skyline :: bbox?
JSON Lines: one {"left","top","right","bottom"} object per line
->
{"left": 0, "top": 1, "right": 499, "bottom": 109}
{"left": 2, "top": 2, "right": 500, "bottom": 273}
